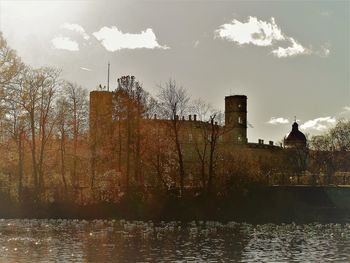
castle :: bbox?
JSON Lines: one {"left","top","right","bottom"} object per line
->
{"left": 89, "top": 86, "right": 307, "bottom": 189}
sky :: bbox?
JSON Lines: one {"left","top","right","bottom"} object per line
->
{"left": 0, "top": 0, "right": 349, "bottom": 143}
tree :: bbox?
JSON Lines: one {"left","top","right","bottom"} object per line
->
{"left": 309, "top": 120, "right": 350, "bottom": 185}
{"left": 113, "top": 76, "right": 150, "bottom": 192}
{"left": 2, "top": 87, "right": 27, "bottom": 201}
{"left": 157, "top": 79, "right": 190, "bottom": 196}
{"left": 9, "top": 66, "right": 60, "bottom": 197}
{"left": 62, "top": 81, "right": 88, "bottom": 189}
{"left": 55, "top": 96, "right": 70, "bottom": 192}
{"left": 0, "top": 32, "right": 24, "bottom": 145}
{"left": 0, "top": 33, "right": 24, "bottom": 88}
{"left": 191, "top": 106, "right": 225, "bottom": 195}
{"left": 0, "top": 36, "right": 26, "bottom": 200}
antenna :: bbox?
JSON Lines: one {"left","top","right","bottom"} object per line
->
{"left": 107, "top": 62, "right": 110, "bottom": 91}
{"left": 294, "top": 116, "right": 296, "bottom": 122}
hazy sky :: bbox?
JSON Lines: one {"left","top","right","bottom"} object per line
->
{"left": 0, "top": 0, "right": 349, "bottom": 143}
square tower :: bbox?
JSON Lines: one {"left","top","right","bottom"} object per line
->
{"left": 89, "top": 90, "right": 114, "bottom": 178}
{"left": 224, "top": 95, "right": 247, "bottom": 144}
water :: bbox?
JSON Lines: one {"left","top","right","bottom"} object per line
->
{"left": 0, "top": 219, "right": 349, "bottom": 262}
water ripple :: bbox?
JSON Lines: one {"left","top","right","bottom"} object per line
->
{"left": 0, "top": 219, "right": 349, "bottom": 262}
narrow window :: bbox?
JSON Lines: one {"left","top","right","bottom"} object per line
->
{"left": 189, "top": 133, "right": 193, "bottom": 142}
{"left": 238, "top": 116, "right": 243, "bottom": 124}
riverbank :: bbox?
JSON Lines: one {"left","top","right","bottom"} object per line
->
{"left": 1, "top": 186, "right": 350, "bottom": 223}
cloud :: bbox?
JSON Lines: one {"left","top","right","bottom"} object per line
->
{"left": 316, "top": 45, "right": 331, "bottom": 58}
{"left": 80, "top": 67, "right": 92, "bottom": 71}
{"left": 340, "top": 106, "right": 350, "bottom": 115}
{"left": 300, "top": 117, "right": 336, "bottom": 131}
{"left": 61, "top": 23, "right": 90, "bottom": 40}
{"left": 52, "top": 36, "right": 79, "bottom": 51}
{"left": 215, "top": 16, "right": 285, "bottom": 46}
{"left": 267, "top": 117, "right": 289, "bottom": 125}
{"left": 93, "top": 27, "right": 169, "bottom": 51}
{"left": 272, "top": 37, "right": 309, "bottom": 58}
{"left": 193, "top": 40, "right": 200, "bottom": 48}
{"left": 320, "top": 11, "right": 332, "bottom": 17}
{"left": 215, "top": 16, "right": 329, "bottom": 58}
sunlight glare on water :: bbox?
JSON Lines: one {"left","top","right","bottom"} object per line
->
{"left": 0, "top": 219, "right": 349, "bottom": 262}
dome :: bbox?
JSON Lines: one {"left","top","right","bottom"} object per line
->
{"left": 284, "top": 122, "right": 307, "bottom": 148}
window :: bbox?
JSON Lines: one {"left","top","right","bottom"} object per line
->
{"left": 238, "top": 104, "right": 242, "bottom": 108}
{"left": 189, "top": 133, "right": 193, "bottom": 142}
{"left": 238, "top": 136, "right": 242, "bottom": 142}
{"left": 238, "top": 116, "right": 243, "bottom": 124}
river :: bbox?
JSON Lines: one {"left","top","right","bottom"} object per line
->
{"left": 0, "top": 219, "right": 349, "bottom": 262}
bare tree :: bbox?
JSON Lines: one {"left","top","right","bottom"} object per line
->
{"left": 191, "top": 98, "right": 229, "bottom": 195}
{"left": 2, "top": 87, "right": 26, "bottom": 201}
{"left": 55, "top": 96, "right": 70, "bottom": 192}
{"left": 309, "top": 120, "right": 350, "bottom": 185}
{"left": 62, "top": 82, "right": 88, "bottom": 189}
{"left": 9, "top": 66, "right": 60, "bottom": 197}
{"left": 157, "top": 79, "right": 190, "bottom": 196}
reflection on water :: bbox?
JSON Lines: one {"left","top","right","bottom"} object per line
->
{"left": 0, "top": 219, "right": 349, "bottom": 262}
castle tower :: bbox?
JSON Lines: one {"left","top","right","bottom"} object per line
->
{"left": 225, "top": 95, "right": 247, "bottom": 144}
{"left": 89, "top": 90, "right": 113, "bottom": 142}
{"left": 89, "top": 90, "right": 114, "bottom": 177}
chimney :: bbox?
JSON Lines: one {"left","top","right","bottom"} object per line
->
{"left": 269, "top": 141, "right": 274, "bottom": 146}
{"left": 215, "top": 121, "right": 218, "bottom": 125}
{"left": 182, "top": 116, "right": 185, "bottom": 121}
{"left": 154, "top": 114, "right": 157, "bottom": 120}
{"left": 189, "top": 115, "right": 192, "bottom": 121}
{"left": 193, "top": 114, "right": 197, "bottom": 121}
{"left": 175, "top": 115, "right": 179, "bottom": 120}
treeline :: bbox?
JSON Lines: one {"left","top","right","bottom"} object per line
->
{"left": 0, "top": 33, "right": 89, "bottom": 203}
{"left": 308, "top": 120, "right": 350, "bottom": 185}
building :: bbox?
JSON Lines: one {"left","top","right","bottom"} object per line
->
{"left": 89, "top": 88, "right": 307, "bottom": 189}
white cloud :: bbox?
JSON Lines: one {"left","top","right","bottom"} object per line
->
{"left": 61, "top": 23, "right": 90, "bottom": 40}
{"left": 193, "top": 40, "right": 200, "bottom": 48}
{"left": 93, "top": 27, "right": 169, "bottom": 51}
{"left": 80, "top": 67, "right": 92, "bottom": 71}
{"left": 52, "top": 36, "right": 79, "bottom": 51}
{"left": 320, "top": 11, "right": 332, "bottom": 17}
{"left": 300, "top": 117, "right": 336, "bottom": 131}
{"left": 215, "top": 16, "right": 285, "bottom": 46}
{"left": 267, "top": 117, "right": 289, "bottom": 125}
{"left": 340, "top": 106, "right": 350, "bottom": 115}
{"left": 215, "top": 16, "right": 329, "bottom": 58}
{"left": 318, "top": 46, "right": 331, "bottom": 58}
{"left": 272, "top": 37, "right": 309, "bottom": 58}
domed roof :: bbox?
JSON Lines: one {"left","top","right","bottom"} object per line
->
{"left": 285, "top": 122, "right": 307, "bottom": 147}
